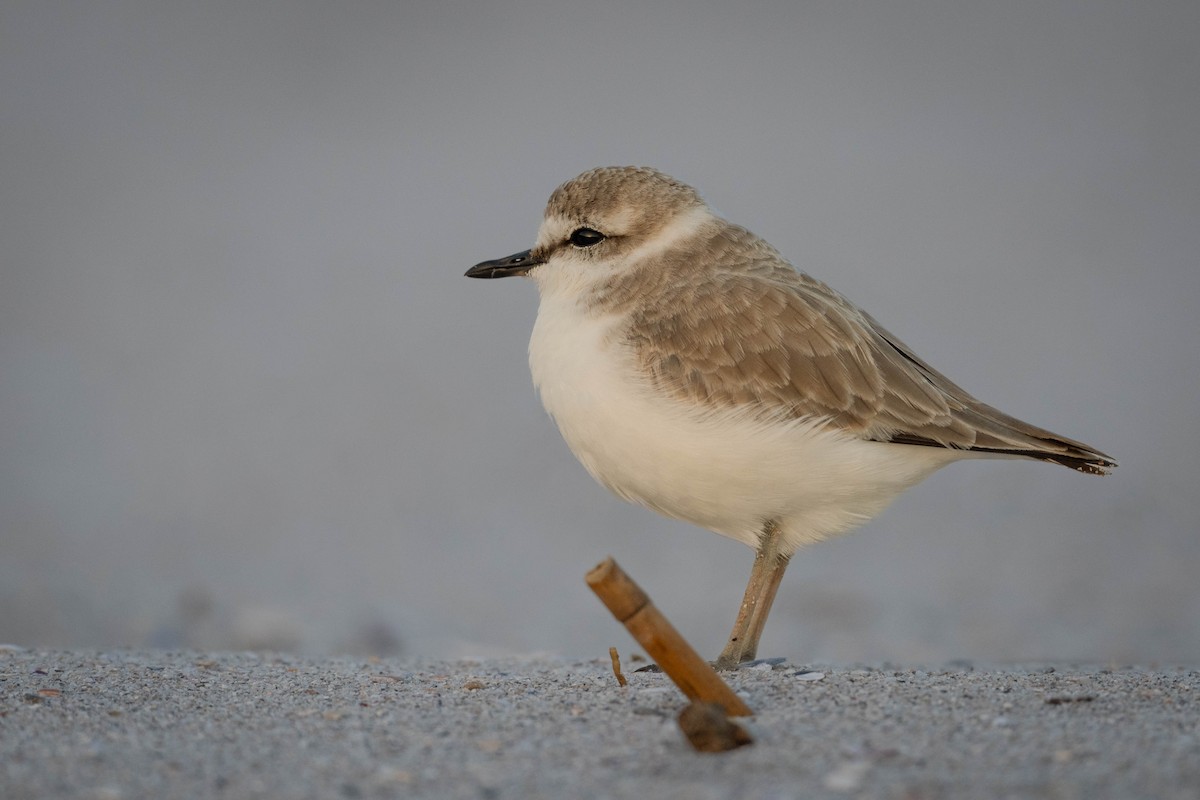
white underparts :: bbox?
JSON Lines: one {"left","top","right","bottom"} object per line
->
{"left": 527, "top": 288, "right": 964, "bottom": 555}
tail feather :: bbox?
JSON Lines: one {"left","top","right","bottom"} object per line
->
{"left": 865, "top": 320, "right": 1116, "bottom": 476}
{"left": 964, "top": 445, "right": 1116, "bottom": 475}
{"left": 890, "top": 403, "right": 1117, "bottom": 476}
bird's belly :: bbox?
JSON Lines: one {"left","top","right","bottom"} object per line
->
{"left": 528, "top": 305, "right": 958, "bottom": 553}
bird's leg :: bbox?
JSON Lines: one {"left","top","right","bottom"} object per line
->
{"left": 715, "top": 520, "right": 791, "bottom": 670}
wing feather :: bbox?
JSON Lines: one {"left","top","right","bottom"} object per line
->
{"left": 622, "top": 226, "right": 1115, "bottom": 474}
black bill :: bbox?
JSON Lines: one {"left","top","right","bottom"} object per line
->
{"left": 465, "top": 249, "right": 544, "bottom": 279}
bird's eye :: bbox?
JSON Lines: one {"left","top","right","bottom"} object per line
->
{"left": 568, "top": 227, "right": 606, "bottom": 248}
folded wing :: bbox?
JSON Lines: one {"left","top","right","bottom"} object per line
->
{"left": 627, "top": 232, "right": 1115, "bottom": 475}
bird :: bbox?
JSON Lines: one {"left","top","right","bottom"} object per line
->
{"left": 465, "top": 166, "right": 1115, "bottom": 670}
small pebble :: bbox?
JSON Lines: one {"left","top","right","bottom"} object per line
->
{"left": 677, "top": 702, "right": 754, "bottom": 753}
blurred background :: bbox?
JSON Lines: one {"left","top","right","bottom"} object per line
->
{"left": 2, "top": 1, "right": 1197, "bottom": 664}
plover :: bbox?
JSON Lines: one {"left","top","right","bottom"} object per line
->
{"left": 466, "top": 166, "right": 1115, "bottom": 669}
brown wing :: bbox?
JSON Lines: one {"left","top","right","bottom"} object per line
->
{"left": 624, "top": 231, "right": 1115, "bottom": 474}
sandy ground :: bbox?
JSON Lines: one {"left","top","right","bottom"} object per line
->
{"left": 1, "top": 647, "right": 1196, "bottom": 799}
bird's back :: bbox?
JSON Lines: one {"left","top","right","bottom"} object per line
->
{"left": 608, "top": 220, "right": 1116, "bottom": 475}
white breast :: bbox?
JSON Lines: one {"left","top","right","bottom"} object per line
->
{"left": 527, "top": 281, "right": 963, "bottom": 555}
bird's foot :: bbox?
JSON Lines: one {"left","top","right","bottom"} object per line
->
{"left": 714, "top": 656, "right": 787, "bottom": 672}
{"left": 635, "top": 656, "right": 788, "bottom": 673}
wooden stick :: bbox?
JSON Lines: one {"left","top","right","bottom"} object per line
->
{"left": 586, "top": 557, "right": 753, "bottom": 717}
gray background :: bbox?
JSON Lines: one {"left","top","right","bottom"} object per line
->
{"left": 2, "top": 1, "right": 1196, "bottom": 664}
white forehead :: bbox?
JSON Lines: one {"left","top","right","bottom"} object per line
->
{"left": 534, "top": 203, "right": 715, "bottom": 258}
{"left": 533, "top": 205, "right": 640, "bottom": 248}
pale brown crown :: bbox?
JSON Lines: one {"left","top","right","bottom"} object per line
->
{"left": 544, "top": 166, "right": 704, "bottom": 224}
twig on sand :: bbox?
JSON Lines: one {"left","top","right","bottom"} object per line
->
{"left": 608, "top": 646, "right": 628, "bottom": 687}
{"left": 586, "top": 556, "right": 753, "bottom": 717}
